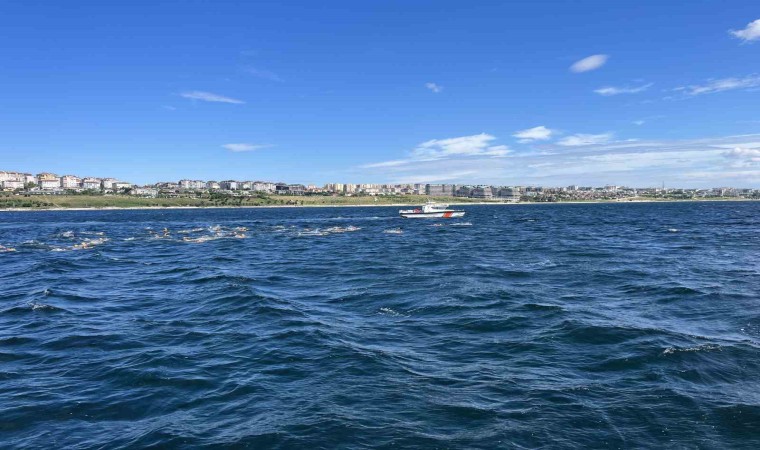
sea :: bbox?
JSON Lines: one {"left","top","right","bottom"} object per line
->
{"left": 1, "top": 202, "right": 758, "bottom": 449}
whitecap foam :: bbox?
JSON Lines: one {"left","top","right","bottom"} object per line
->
{"left": 662, "top": 344, "right": 721, "bottom": 355}
{"left": 323, "top": 226, "right": 362, "bottom": 234}
{"left": 29, "top": 302, "right": 58, "bottom": 311}
{"left": 182, "top": 235, "right": 219, "bottom": 243}
{"left": 379, "top": 307, "right": 403, "bottom": 316}
{"left": 298, "top": 229, "right": 330, "bottom": 237}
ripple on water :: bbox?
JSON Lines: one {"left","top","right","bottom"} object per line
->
{"left": 0, "top": 202, "right": 758, "bottom": 448}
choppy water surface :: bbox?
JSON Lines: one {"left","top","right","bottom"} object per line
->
{"left": 1, "top": 202, "right": 759, "bottom": 448}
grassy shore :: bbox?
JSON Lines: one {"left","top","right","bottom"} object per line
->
{"left": 0, "top": 194, "right": 754, "bottom": 211}
{"left": 0, "top": 194, "right": 489, "bottom": 210}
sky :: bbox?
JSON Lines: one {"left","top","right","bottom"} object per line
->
{"left": 1, "top": 0, "right": 759, "bottom": 187}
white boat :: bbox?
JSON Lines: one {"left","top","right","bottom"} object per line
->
{"left": 399, "top": 201, "right": 465, "bottom": 218}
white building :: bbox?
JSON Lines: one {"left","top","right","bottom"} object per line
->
{"left": 101, "top": 178, "right": 118, "bottom": 190}
{"left": 220, "top": 180, "right": 238, "bottom": 190}
{"left": 253, "top": 182, "right": 275, "bottom": 193}
{"left": 39, "top": 180, "right": 59, "bottom": 190}
{"left": 179, "top": 179, "right": 206, "bottom": 190}
{"left": 36, "top": 172, "right": 58, "bottom": 190}
{"left": 113, "top": 182, "right": 132, "bottom": 191}
{"left": 60, "top": 175, "right": 81, "bottom": 189}
{"left": 2, "top": 180, "right": 24, "bottom": 190}
{"left": 0, "top": 171, "right": 25, "bottom": 182}
{"left": 206, "top": 181, "right": 220, "bottom": 190}
{"left": 82, "top": 177, "right": 101, "bottom": 190}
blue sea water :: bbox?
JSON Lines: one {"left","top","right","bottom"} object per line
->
{"left": 1, "top": 202, "right": 758, "bottom": 449}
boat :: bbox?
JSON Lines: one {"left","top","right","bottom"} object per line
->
{"left": 399, "top": 201, "right": 465, "bottom": 218}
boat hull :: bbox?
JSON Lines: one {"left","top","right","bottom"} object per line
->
{"left": 400, "top": 211, "right": 465, "bottom": 218}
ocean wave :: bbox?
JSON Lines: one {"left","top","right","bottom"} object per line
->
{"left": 296, "top": 225, "right": 362, "bottom": 237}
{"left": 662, "top": 344, "right": 722, "bottom": 355}
{"left": 28, "top": 302, "right": 66, "bottom": 312}
{"left": 178, "top": 227, "right": 207, "bottom": 234}
{"left": 1, "top": 203, "right": 758, "bottom": 449}
{"left": 378, "top": 307, "right": 408, "bottom": 317}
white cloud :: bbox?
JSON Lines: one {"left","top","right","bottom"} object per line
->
{"left": 482, "top": 145, "right": 511, "bottom": 157}
{"left": 360, "top": 159, "right": 412, "bottom": 169}
{"left": 633, "top": 120, "right": 645, "bottom": 126}
{"left": 357, "top": 133, "right": 760, "bottom": 187}
{"left": 675, "top": 75, "right": 760, "bottom": 96}
{"left": 513, "top": 126, "right": 555, "bottom": 143}
{"left": 682, "top": 170, "right": 760, "bottom": 182}
{"left": 724, "top": 147, "right": 760, "bottom": 164}
{"left": 711, "top": 140, "right": 760, "bottom": 149}
{"left": 412, "top": 133, "right": 510, "bottom": 158}
{"left": 181, "top": 91, "right": 245, "bottom": 104}
{"left": 557, "top": 133, "right": 613, "bottom": 146}
{"left": 425, "top": 82, "right": 443, "bottom": 93}
{"left": 222, "top": 143, "right": 269, "bottom": 152}
{"left": 594, "top": 83, "right": 652, "bottom": 96}
{"left": 247, "top": 67, "right": 283, "bottom": 82}
{"left": 730, "top": 19, "right": 760, "bottom": 42}
{"left": 358, "top": 134, "right": 511, "bottom": 173}
{"left": 570, "top": 54, "right": 608, "bottom": 73}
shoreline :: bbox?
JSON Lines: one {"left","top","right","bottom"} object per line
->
{"left": 0, "top": 198, "right": 756, "bottom": 212}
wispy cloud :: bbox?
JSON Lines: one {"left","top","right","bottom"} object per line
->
{"left": 361, "top": 159, "right": 411, "bottom": 169}
{"left": 246, "top": 67, "right": 283, "bottom": 82}
{"left": 425, "top": 82, "right": 443, "bottom": 93}
{"left": 222, "top": 143, "right": 270, "bottom": 152}
{"left": 674, "top": 75, "right": 760, "bottom": 96}
{"left": 730, "top": 19, "right": 760, "bottom": 42}
{"left": 358, "top": 133, "right": 760, "bottom": 187}
{"left": 723, "top": 147, "right": 760, "bottom": 168}
{"left": 412, "top": 133, "right": 511, "bottom": 158}
{"left": 359, "top": 134, "right": 510, "bottom": 170}
{"left": 181, "top": 91, "right": 245, "bottom": 104}
{"left": 570, "top": 54, "right": 608, "bottom": 73}
{"left": 162, "top": 105, "right": 177, "bottom": 111}
{"left": 633, "top": 120, "right": 645, "bottom": 126}
{"left": 594, "top": 83, "right": 653, "bottom": 96}
{"left": 513, "top": 125, "right": 555, "bottom": 143}
{"left": 557, "top": 133, "right": 613, "bottom": 146}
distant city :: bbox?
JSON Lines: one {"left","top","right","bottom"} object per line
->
{"left": 1, "top": 170, "right": 758, "bottom": 201}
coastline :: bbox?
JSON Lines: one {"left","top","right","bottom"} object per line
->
{"left": 0, "top": 198, "right": 756, "bottom": 212}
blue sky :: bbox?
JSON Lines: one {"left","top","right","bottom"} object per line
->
{"left": 1, "top": 0, "right": 759, "bottom": 187}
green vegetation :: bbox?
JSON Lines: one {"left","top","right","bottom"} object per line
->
{"left": 0, "top": 192, "right": 753, "bottom": 210}
{"left": 0, "top": 193, "right": 496, "bottom": 210}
